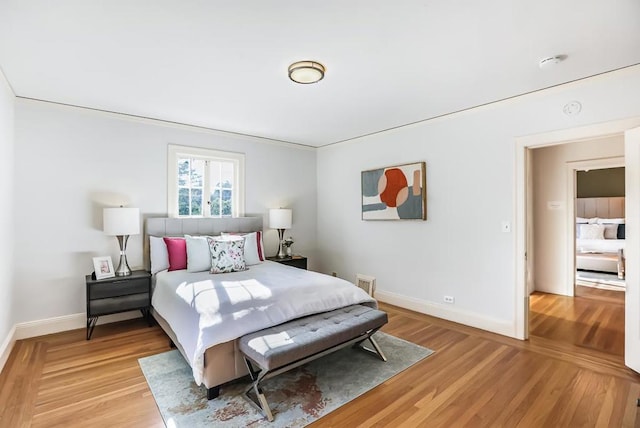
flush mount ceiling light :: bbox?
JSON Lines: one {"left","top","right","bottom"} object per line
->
{"left": 288, "top": 61, "right": 325, "bottom": 84}
{"left": 539, "top": 54, "right": 568, "bottom": 69}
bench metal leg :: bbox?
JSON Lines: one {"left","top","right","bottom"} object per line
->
{"left": 243, "top": 358, "right": 274, "bottom": 422}
{"left": 366, "top": 335, "right": 387, "bottom": 362}
{"left": 254, "top": 384, "right": 273, "bottom": 422}
{"left": 353, "top": 330, "right": 387, "bottom": 362}
{"left": 244, "top": 356, "right": 259, "bottom": 381}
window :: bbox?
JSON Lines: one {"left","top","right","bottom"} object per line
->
{"left": 168, "top": 144, "right": 245, "bottom": 218}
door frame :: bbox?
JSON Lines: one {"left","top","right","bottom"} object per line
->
{"left": 624, "top": 126, "right": 640, "bottom": 373}
{"left": 515, "top": 116, "right": 640, "bottom": 340}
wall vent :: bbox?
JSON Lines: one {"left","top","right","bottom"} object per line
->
{"left": 356, "top": 274, "right": 376, "bottom": 297}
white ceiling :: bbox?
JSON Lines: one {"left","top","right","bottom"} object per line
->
{"left": 1, "top": 0, "right": 639, "bottom": 147}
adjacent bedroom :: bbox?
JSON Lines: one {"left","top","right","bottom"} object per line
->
{"left": 575, "top": 167, "right": 626, "bottom": 292}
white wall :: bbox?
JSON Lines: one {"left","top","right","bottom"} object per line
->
{"left": 531, "top": 136, "right": 624, "bottom": 295}
{"left": 317, "top": 66, "right": 640, "bottom": 336}
{"left": 0, "top": 69, "right": 15, "bottom": 352}
{"left": 12, "top": 100, "right": 317, "bottom": 324}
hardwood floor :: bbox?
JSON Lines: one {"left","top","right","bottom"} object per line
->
{"left": 1, "top": 296, "right": 639, "bottom": 427}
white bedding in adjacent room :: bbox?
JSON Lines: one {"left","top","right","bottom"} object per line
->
{"left": 152, "top": 261, "right": 376, "bottom": 385}
{"left": 576, "top": 238, "right": 625, "bottom": 254}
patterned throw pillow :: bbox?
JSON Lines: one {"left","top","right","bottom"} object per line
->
{"left": 206, "top": 236, "right": 246, "bottom": 273}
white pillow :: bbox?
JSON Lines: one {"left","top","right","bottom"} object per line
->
{"left": 149, "top": 236, "right": 170, "bottom": 274}
{"left": 577, "top": 217, "right": 598, "bottom": 224}
{"left": 602, "top": 224, "right": 619, "bottom": 239}
{"left": 597, "top": 218, "right": 625, "bottom": 224}
{"left": 580, "top": 224, "right": 605, "bottom": 240}
{"left": 221, "top": 231, "right": 265, "bottom": 265}
{"left": 185, "top": 235, "right": 213, "bottom": 272}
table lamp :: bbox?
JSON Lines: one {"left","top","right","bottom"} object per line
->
{"left": 103, "top": 207, "right": 140, "bottom": 276}
{"left": 269, "top": 208, "right": 292, "bottom": 258}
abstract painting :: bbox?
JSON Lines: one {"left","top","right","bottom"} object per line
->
{"left": 361, "top": 161, "right": 426, "bottom": 220}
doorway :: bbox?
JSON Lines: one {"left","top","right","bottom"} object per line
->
{"left": 527, "top": 142, "right": 625, "bottom": 357}
{"left": 515, "top": 117, "right": 640, "bottom": 374}
{"left": 573, "top": 166, "right": 626, "bottom": 294}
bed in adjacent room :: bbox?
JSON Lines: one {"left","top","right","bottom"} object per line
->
{"left": 145, "top": 217, "right": 377, "bottom": 398}
{"left": 575, "top": 196, "right": 625, "bottom": 278}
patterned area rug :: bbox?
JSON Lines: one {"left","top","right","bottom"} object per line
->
{"left": 139, "top": 332, "right": 433, "bottom": 427}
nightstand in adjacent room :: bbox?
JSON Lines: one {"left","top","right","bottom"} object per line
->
{"left": 266, "top": 255, "right": 308, "bottom": 270}
{"left": 85, "top": 270, "right": 152, "bottom": 340}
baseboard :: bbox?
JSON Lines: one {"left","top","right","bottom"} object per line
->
{"left": 0, "top": 325, "right": 16, "bottom": 374}
{"left": 375, "top": 290, "right": 517, "bottom": 338}
{"left": 13, "top": 311, "right": 142, "bottom": 341}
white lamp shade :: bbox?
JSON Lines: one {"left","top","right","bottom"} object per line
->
{"left": 269, "top": 208, "right": 292, "bottom": 229}
{"left": 103, "top": 207, "right": 140, "bottom": 236}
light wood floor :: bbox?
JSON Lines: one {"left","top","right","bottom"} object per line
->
{"left": 1, "top": 294, "right": 639, "bottom": 427}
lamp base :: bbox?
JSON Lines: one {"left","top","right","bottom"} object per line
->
{"left": 277, "top": 228, "right": 286, "bottom": 258}
{"left": 115, "top": 235, "right": 132, "bottom": 276}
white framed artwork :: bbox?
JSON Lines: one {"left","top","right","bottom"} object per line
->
{"left": 93, "top": 256, "right": 115, "bottom": 280}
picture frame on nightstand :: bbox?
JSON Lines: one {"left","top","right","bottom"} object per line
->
{"left": 92, "top": 256, "right": 115, "bottom": 280}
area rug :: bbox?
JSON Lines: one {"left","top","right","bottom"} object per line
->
{"left": 139, "top": 332, "right": 433, "bottom": 427}
{"left": 576, "top": 270, "right": 625, "bottom": 290}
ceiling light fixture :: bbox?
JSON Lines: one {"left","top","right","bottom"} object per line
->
{"left": 288, "top": 61, "right": 325, "bottom": 84}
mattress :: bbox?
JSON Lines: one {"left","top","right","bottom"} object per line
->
{"left": 151, "top": 261, "right": 376, "bottom": 385}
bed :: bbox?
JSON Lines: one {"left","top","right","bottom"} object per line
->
{"left": 145, "top": 217, "right": 377, "bottom": 397}
{"left": 575, "top": 197, "right": 625, "bottom": 275}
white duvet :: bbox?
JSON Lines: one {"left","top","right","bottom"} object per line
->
{"left": 152, "top": 261, "right": 376, "bottom": 385}
{"left": 576, "top": 238, "right": 625, "bottom": 254}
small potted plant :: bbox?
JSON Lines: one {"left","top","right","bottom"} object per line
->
{"left": 283, "top": 237, "right": 294, "bottom": 257}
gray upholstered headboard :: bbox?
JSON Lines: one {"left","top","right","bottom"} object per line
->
{"left": 143, "top": 217, "right": 263, "bottom": 270}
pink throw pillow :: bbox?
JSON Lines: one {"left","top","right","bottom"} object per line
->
{"left": 163, "top": 237, "right": 187, "bottom": 271}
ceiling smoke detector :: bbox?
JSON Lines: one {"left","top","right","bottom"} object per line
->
{"left": 563, "top": 101, "right": 582, "bottom": 116}
{"left": 539, "top": 55, "right": 567, "bottom": 69}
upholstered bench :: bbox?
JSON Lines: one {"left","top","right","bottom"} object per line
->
{"left": 239, "top": 304, "right": 388, "bottom": 421}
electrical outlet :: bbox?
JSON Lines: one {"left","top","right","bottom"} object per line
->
{"left": 443, "top": 296, "right": 455, "bottom": 304}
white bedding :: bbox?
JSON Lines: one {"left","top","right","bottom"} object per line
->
{"left": 152, "top": 261, "right": 376, "bottom": 385}
{"left": 576, "top": 238, "right": 625, "bottom": 254}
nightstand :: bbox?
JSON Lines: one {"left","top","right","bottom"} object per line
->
{"left": 266, "top": 255, "right": 308, "bottom": 270}
{"left": 85, "top": 270, "right": 152, "bottom": 340}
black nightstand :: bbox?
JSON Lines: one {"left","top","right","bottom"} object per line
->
{"left": 85, "top": 270, "right": 152, "bottom": 340}
{"left": 266, "top": 255, "right": 307, "bottom": 270}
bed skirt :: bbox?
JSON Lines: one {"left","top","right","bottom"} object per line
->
{"left": 152, "top": 308, "right": 249, "bottom": 390}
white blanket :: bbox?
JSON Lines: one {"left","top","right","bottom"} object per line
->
{"left": 576, "top": 238, "right": 625, "bottom": 254}
{"left": 152, "top": 261, "right": 376, "bottom": 384}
